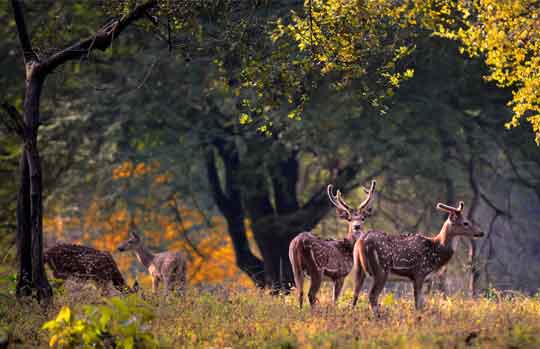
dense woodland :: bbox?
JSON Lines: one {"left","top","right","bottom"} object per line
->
{"left": 1, "top": 1, "right": 540, "bottom": 346}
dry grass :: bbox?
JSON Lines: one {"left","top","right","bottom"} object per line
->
{"left": 1, "top": 279, "right": 540, "bottom": 348}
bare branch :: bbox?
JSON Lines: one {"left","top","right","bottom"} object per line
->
{"left": 39, "top": 1, "right": 158, "bottom": 76}
{"left": 10, "top": 0, "right": 38, "bottom": 63}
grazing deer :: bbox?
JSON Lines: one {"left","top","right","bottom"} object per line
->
{"left": 289, "top": 180, "right": 376, "bottom": 308}
{"left": 117, "top": 231, "right": 187, "bottom": 293}
{"left": 352, "top": 201, "right": 484, "bottom": 314}
{"left": 44, "top": 243, "right": 137, "bottom": 293}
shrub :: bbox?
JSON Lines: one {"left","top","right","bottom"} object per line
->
{"left": 42, "top": 295, "right": 158, "bottom": 349}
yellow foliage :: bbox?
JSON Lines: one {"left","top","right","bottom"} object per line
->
{"left": 395, "top": 0, "right": 540, "bottom": 143}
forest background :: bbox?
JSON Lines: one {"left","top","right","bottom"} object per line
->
{"left": 1, "top": 0, "right": 540, "bottom": 297}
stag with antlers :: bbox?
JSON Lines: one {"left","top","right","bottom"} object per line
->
{"left": 352, "top": 201, "right": 484, "bottom": 314}
{"left": 289, "top": 180, "right": 376, "bottom": 308}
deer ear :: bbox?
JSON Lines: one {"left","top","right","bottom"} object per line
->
{"left": 436, "top": 203, "right": 452, "bottom": 213}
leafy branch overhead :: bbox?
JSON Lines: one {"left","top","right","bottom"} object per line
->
{"left": 239, "top": 0, "right": 418, "bottom": 132}
{"left": 244, "top": 0, "right": 540, "bottom": 143}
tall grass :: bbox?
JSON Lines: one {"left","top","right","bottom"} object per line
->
{"left": 1, "top": 280, "right": 540, "bottom": 348}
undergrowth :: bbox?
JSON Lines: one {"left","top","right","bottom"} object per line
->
{"left": 1, "top": 279, "right": 540, "bottom": 348}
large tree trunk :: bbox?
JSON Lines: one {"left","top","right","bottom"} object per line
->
{"left": 205, "top": 145, "right": 265, "bottom": 286}
{"left": 251, "top": 222, "right": 297, "bottom": 293}
{"left": 205, "top": 129, "right": 370, "bottom": 291}
{"left": 227, "top": 214, "right": 266, "bottom": 287}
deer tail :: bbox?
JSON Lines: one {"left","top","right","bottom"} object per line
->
{"left": 288, "top": 236, "right": 304, "bottom": 291}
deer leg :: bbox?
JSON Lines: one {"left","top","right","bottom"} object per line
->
{"left": 308, "top": 272, "right": 322, "bottom": 307}
{"left": 294, "top": 271, "right": 305, "bottom": 309}
{"left": 164, "top": 278, "right": 172, "bottom": 294}
{"left": 333, "top": 277, "right": 345, "bottom": 305}
{"left": 177, "top": 273, "right": 186, "bottom": 293}
{"left": 413, "top": 277, "right": 425, "bottom": 310}
{"left": 352, "top": 265, "right": 366, "bottom": 308}
{"left": 368, "top": 270, "right": 388, "bottom": 316}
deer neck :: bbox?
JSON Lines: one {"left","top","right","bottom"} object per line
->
{"left": 346, "top": 228, "right": 359, "bottom": 243}
{"left": 134, "top": 245, "right": 155, "bottom": 269}
{"left": 433, "top": 221, "right": 455, "bottom": 251}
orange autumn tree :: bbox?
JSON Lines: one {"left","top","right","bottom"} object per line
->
{"left": 43, "top": 160, "right": 253, "bottom": 288}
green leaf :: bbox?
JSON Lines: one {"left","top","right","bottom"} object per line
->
{"left": 99, "top": 307, "right": 112, "bottom": 329}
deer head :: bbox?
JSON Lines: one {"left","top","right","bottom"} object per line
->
{"left": 436, "top": 201, "right": 484, "bottom": 239}
{"left": 327, "top": 180, "right": 376, "bottom": 239}
{"left": 117, "top": 231, "right": 143, "bottom": 252}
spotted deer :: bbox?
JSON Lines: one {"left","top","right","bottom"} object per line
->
{"left": 289, "top": 180, "right": 376, "bottom": 308}
{"left": 117, "top": 231, "right": 187, "bottom": 293}
{"left": 44, "top": 243, "right": 138, "bottom": 293}
{"left": 352, "top": 201, "right": 484, "bottom": 314}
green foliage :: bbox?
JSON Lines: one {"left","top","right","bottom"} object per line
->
{"left": 42, "top": 295, "right": 158, "bottom": 349}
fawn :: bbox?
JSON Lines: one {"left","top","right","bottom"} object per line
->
{"left": 117, "top": 231, "right": 187, "bottom": 293}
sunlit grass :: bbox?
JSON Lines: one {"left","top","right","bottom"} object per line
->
{"left": 1, "top": 280, "right": 540, "bottom": 348}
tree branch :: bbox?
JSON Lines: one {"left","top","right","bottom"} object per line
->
{"left": 10, "top": 0, "right": 38, "bottom": 63}
{"left": 39, "top": 0, "right": 158, "bottom": 75}
{"left": 205, "top": 147, "right": 232, "bottom": 215}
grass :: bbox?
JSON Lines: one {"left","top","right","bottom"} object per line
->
{"left": 1, "top": 278, "right": 540, "bottom": 348}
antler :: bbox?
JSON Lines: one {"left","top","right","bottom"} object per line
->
{"left": 358, "top": 180, "right": 376, "bottom": 209}
{"left": 327, "top": 185, "right": 351, "bottom": 213}
{"left": 436, "top": 201, "right": 464, "bottom": 213}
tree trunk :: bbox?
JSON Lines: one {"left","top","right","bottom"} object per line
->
{"left": 15, "top": 151, "right": 32, "bottom": 298}
{"left": 227, "top": 214, "right": 266, "bottom": 287}
{"left": 252, "top": 224, "right": 296, "bottom": 293}
{"left": 18, "top": 74, "right": 52, "bottom": 302}
{"left": 205, "top": 145, "right": 265, "bottom": 286}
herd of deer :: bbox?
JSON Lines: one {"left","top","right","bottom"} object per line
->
{"left": 44, "top": 179, "right": 483, "bottom": 315}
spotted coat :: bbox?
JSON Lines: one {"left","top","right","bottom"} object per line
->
{"left": 44, "top": 243, "right": 129, "bottom": 292}
{"left": 361, "top": 230, "right": 454, "bottom": 280}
